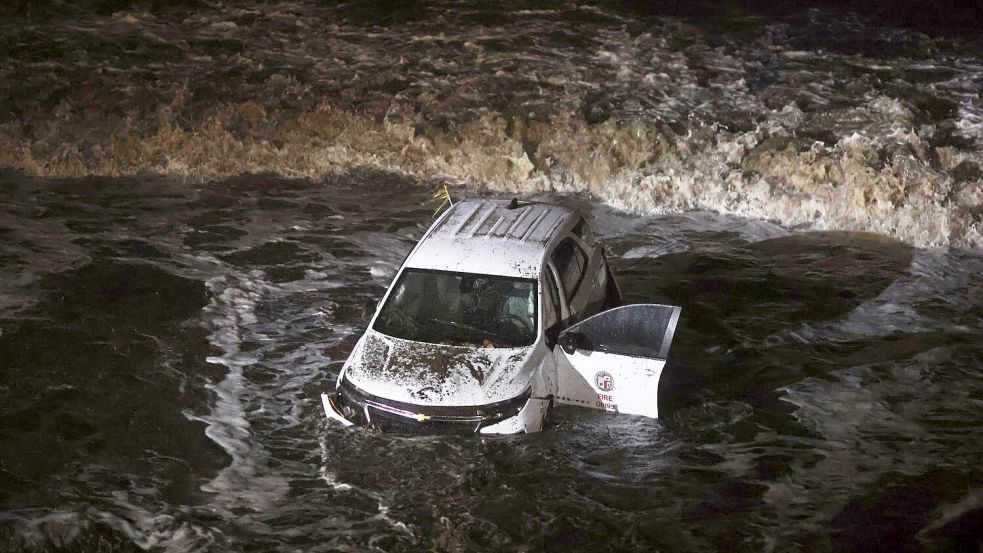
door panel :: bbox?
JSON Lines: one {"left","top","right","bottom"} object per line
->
{"left": 555, "top": 352, "right": 666, "bottom": 415}
{"left": 554, "top": 304, "right": 681, "bottom": 419}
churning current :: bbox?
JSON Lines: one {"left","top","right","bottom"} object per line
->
{"left": 0, "top": 173, "right": 980, "bottom": 551}
{"left": 0, "top": 0, "right": 981, "bottom": 248}
{"left": 0, "top": 0, "right": 982, "bottom": 551}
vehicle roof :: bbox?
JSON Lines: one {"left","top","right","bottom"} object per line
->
{"left": 404, "top": 199, "right": 577, "bottom": 279}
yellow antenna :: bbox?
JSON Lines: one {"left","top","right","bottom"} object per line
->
{"left": 432, "top": 184, "right": 454, "bottom": 217}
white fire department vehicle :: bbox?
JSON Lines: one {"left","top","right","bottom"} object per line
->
{"left": 322, "top": 198, "right": 680, "bottom": 433}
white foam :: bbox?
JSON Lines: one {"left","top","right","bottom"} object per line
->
{"left": 195, "top": 274, "right": 290, "bottom": 514}
{"left": 3, "top": 2, "right": 980, "bottom": 249}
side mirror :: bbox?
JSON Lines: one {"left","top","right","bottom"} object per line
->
{"left": 545, "top": 324, "right": 561, "bottom": 349}
{"left": 558, "top": 331, "right": 587, "bottom": 355}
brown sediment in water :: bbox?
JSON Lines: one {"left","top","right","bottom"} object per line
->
{"left": 0, "top": 2, "right": 980, "bottom": 249}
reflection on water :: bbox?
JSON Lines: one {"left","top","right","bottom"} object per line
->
{"left": 0, "top": 172, "right": 980, "bottom": 551}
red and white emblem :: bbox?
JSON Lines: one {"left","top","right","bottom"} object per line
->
{"left": 594, "top": 371, "right": 614, "bottom": 392}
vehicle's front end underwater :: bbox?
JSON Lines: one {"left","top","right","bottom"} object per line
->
{"left": 327, "top": 378, "right": 539, "bottom": 434}
{"left": 322, "top": 328, "right": 553, "bottom": 435}
{"left": 323, "top": 259, "right": 553, "bottom": 434}
{"left": 321, "top": 198, "right": 681, "bottom": 435}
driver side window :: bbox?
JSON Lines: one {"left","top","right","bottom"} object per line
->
{"left": 543, "top": 270, "right": 563, "bottom": 331}
{"left": 551, "top": 237, "right": 588, "bottom": 301}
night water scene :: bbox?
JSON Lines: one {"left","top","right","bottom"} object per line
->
{"left": 0, "top": 0, "right": 981, "bottom": 551}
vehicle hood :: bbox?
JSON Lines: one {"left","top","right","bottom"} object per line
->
{"left": 342, "top": 330, "right": 536, "bottom": 406}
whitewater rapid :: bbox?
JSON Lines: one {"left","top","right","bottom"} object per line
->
{"left": 0, "top": 1, "right": 980, "bottom": 248}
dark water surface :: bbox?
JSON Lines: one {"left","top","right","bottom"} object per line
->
{"left": 0, "top": 173, "right": 980, "bottom": 552}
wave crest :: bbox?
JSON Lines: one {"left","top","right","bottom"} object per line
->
{"left": 0, "top": 2, "right": 980, "bottom": 249}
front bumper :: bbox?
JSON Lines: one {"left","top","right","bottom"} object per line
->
{"left": 321, "top": 379, "right": 549, "bottom": 434}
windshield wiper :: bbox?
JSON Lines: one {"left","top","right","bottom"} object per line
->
{"left": 425, "top": 318, "right": 511, "bottom": 346}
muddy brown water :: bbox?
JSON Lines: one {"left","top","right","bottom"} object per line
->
{"left": 0, "top": 172, "right": 980, "bottom": 552}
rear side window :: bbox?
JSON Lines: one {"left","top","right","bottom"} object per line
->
{"left": 551, "top": 238, "right": 588, "bottom": 301}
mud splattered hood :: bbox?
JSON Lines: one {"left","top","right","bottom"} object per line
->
{"left": 342, "top": 330, "right": 536, "bottom": 406}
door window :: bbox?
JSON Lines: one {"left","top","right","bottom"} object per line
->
{"left": 542, "top": 270, "right": 565, "bottom": 343}
{"left": 542, "top": 270, "right": 563, "bottom": 329}
{"left": 551, "top": 238, "right": 588, "bottom": 301}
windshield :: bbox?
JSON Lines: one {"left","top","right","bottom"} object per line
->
{"left": 373, "top": 269, "right": 537, "bottom": 347}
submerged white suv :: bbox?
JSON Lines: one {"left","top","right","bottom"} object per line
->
{"left": 322, "top": 198, "right": 680, "bottom": 434}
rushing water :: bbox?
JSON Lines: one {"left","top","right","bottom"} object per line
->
{"left": 1, "top": 1, "right": 982, "bottom": 551}
{"left": 0, "top": 1, "right": 981, "bottom": 248}
{"left": 0, "top": 172, "right": 980, "bottom": 552}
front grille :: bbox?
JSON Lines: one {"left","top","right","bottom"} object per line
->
{"left": 336, "top": 378, "right": 529, "bottom": 433}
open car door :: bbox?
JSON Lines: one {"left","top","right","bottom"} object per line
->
{"left": 554, "top": 304, "right": 681, "bottom": 419}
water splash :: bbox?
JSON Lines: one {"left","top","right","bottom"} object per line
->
{"left": 0, "top": 2, "right": 980, "bottom": 248}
